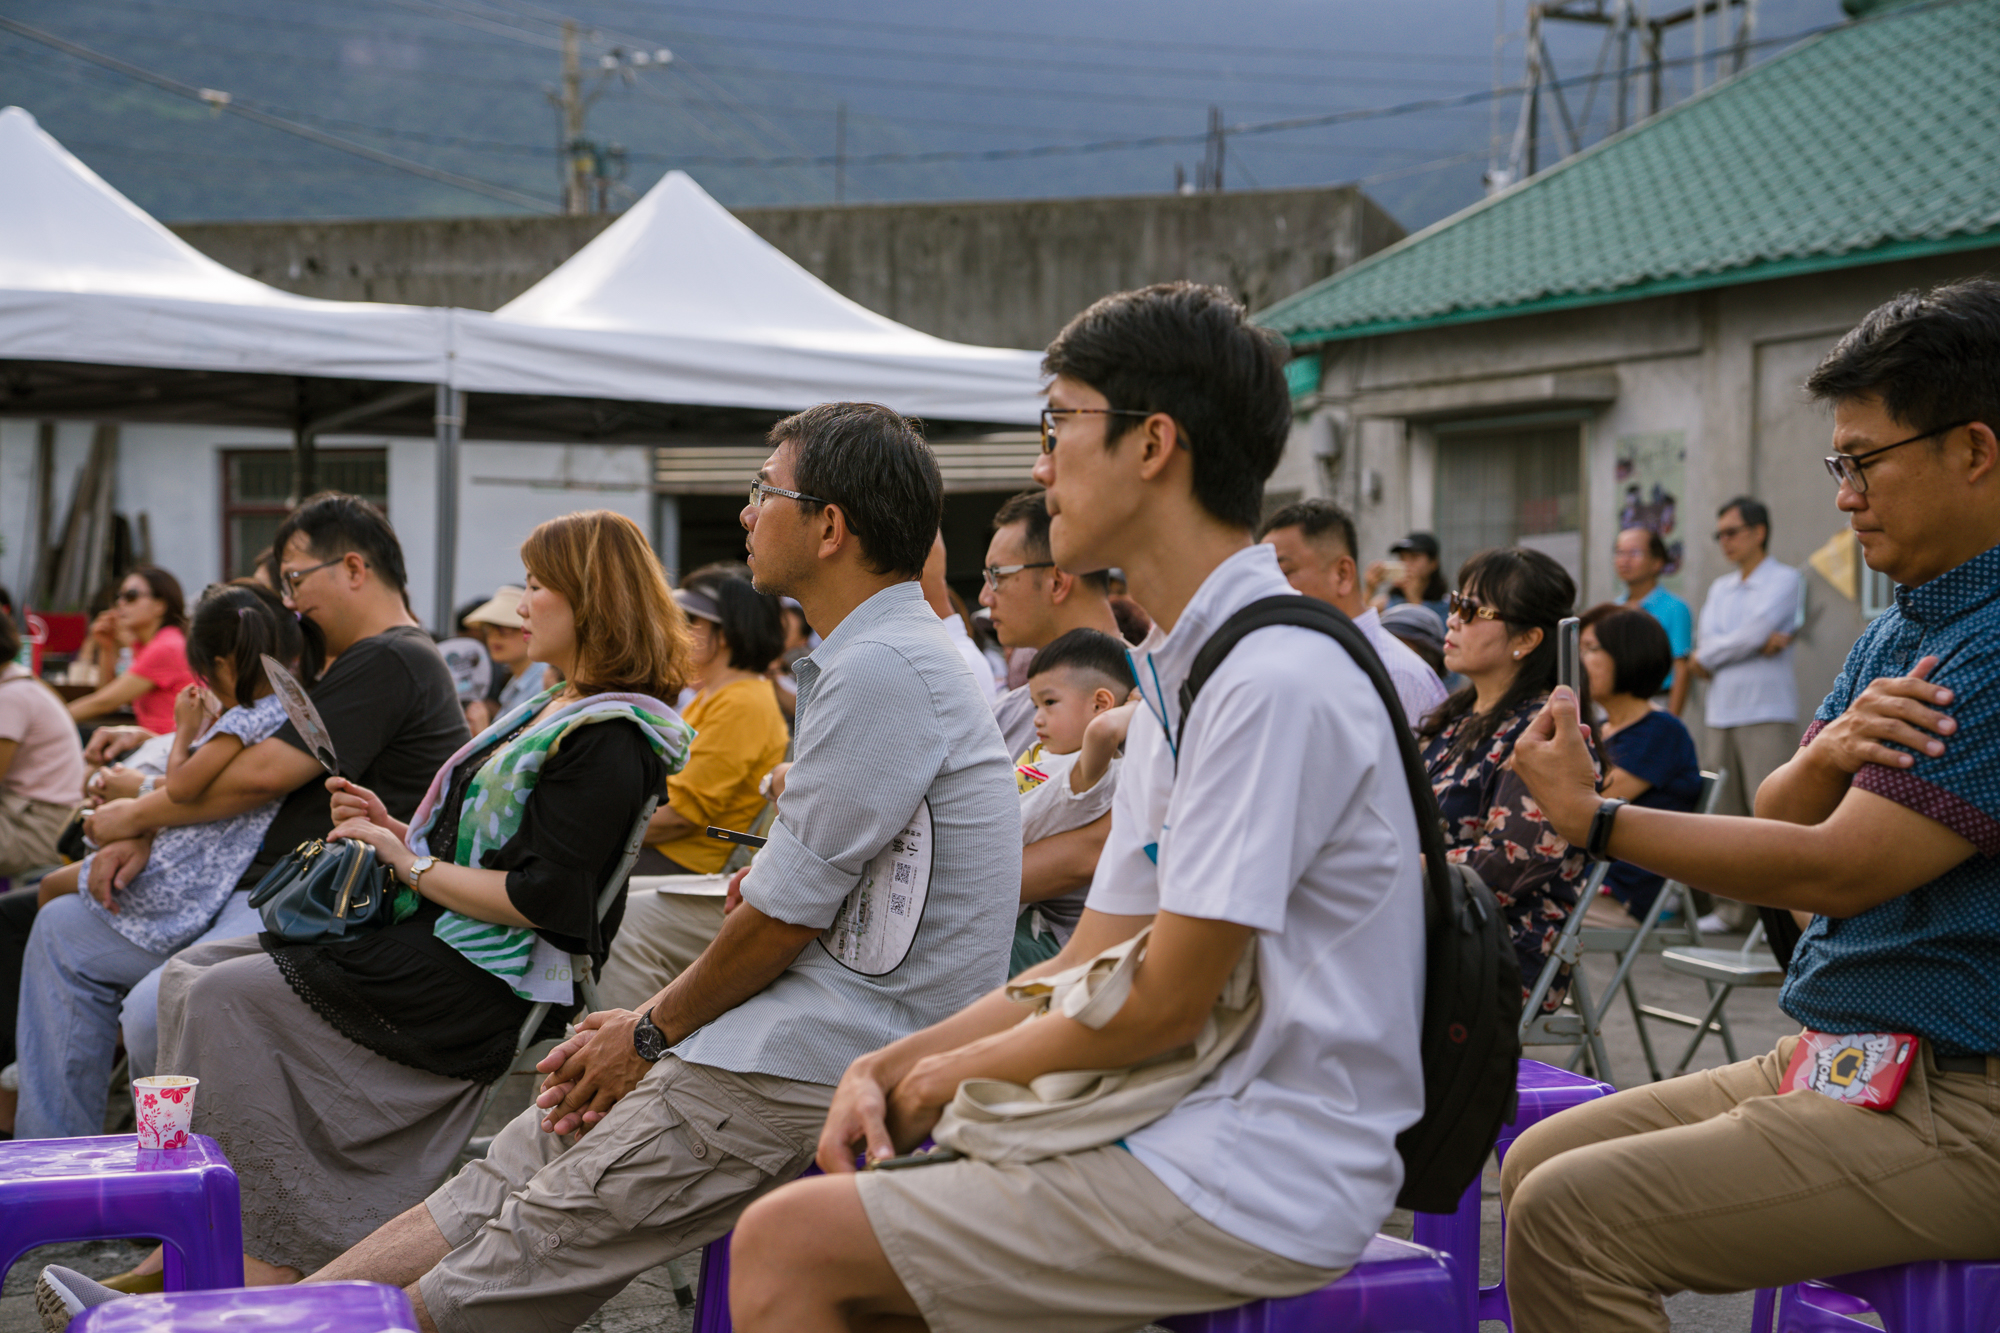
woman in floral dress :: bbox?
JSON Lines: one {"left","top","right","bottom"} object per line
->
{"left": 1418, "top": 547, "right": 1590, "bottom": 1008}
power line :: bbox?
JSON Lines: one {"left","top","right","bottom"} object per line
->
{"left": 572, "top": 0, "right": 1499, "bottom": 67}
{"left": 0, "top": 15, "right": 560, "bottom": 212}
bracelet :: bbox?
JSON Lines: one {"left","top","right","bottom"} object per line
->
{"left": 137, "top": 776, "right": 157, "bottom": 797}
{"left": 1586, "top": 798, "right": 1627, "bottom": 862}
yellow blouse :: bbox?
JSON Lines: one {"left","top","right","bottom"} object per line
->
{"left": 651, "top": 676, "right": 791, "bottom": 874}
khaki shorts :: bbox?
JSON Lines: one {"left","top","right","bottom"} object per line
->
{"left": 0, "top": 793, "right": 74, "bottom": 878}
{"left": 855, "top": 1145, "right": 1346, "bottom": 1333}
{"left": 418, "top": 1057, "right": 831, "bottom": 1333}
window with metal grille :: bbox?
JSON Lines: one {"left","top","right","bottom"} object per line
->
{"left": 222, "top": 450, "right": 388, "bottom": 579}
{"left": 1432, "top": 421, "right": 1584, "bottom": 590}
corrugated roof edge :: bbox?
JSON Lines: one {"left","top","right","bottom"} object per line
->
{"left": 1277, "top": 227, "right": 2000, "bottom": 348}
{"left": 1253, "top": 0, "right": 1976, "bottom": 347}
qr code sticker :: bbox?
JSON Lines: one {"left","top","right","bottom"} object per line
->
{"left": 894, "top": 862, "right": 913, "bottom": 885}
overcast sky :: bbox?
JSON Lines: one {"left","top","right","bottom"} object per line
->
{"left": 1, "top": 0, "right": 1846, "bottom": 226}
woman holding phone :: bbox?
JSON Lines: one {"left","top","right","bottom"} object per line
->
{"left": 1418, "top": 547, "right": 1590, "bottom": 1006}
{"left": 141, "top": 511, "right": 694, "bottom": 1287}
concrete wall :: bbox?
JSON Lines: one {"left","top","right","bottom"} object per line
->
{"left": 170, "top": 185, "right": 1403, "bottom": 348}
{"left": 1289, "top": 246, "right": 2000, "bottom": 752}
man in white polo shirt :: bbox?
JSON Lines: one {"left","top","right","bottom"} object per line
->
{"left": 1259, "top": 497, "right": 1448, "bottom": 727}
{"left": 727, "top": 282, "right": 1427, "bottom": 1332}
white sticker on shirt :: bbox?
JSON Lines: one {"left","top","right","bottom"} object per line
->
{"left": 819, "top": 799, "right": 932, "bottom": 976}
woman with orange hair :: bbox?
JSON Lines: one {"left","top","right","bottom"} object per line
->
{"left": 140, "top": 512, "right": 694, "bottom": 1286}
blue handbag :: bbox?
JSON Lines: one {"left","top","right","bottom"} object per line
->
{"left": 247, "top": 838, "right": 399, "bottom": 943}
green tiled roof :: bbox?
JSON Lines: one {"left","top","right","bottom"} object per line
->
{"left": 1258, "top": 0, "right": 2000, "bottom": 345}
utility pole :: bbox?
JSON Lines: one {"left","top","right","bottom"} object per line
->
{"left": 834, "top": 102, "right": 847, "bottom": 204}
{"left": 547, "top": 23, "right": 667, "bottom": 215}
{"left": 1503, "top": 0, "right": 1755, "bottom": 185}
{"left": 559, "top": 21, "right": 586, "bottom": 214}
{"left": 1195, "top": 106, "right": 1225, "bottom": 192}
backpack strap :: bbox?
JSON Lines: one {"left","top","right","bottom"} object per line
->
{"left": 1176, "top": 596, "right": 1454, "bottom": 929}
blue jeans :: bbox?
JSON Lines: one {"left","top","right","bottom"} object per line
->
{"left": 15, "top": 890, "right": 261, "bottom": 1139}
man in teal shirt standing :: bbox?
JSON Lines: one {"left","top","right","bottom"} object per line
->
{"left": 1614, "top": 526, "right": 1693, "bottom": 716}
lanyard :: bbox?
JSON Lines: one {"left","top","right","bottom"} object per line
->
{"left": 1127, "top": 649, "right": 1176, "bottom": 762}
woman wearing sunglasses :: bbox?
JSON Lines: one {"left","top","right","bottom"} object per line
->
{"left": 67, "top": 567, "right": 195, "bottom": 734}
{"left": 1417, "top": 547, "right": 1590, "bottom": 1008}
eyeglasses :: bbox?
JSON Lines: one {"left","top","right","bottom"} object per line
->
{"left": 747, "top": 479, "right": 829, "bottom": 509}
{"left": 1823, "top": 419, "right": 1972, "bottom": 495}
{"left": 115, "top": 588, "right": 148, "bottom": 604}
{"left": 281, "top": 557, "right": 347, "bottom": 596}
{"left": 1712, "top": 524, "right": 1748, "bottom": 543}
{"left": 1039, "top": 407, "right": 1155, "bottom": 454}
{"left": 1445, "top": 591, "right": 1504, "bottom": 623}
{"left": 982, "top": 561, "right": 1056, "bottom": 590}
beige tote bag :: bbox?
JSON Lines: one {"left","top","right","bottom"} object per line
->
{"left": 931, "top": 925, "right": 1260, "bottom": 1165}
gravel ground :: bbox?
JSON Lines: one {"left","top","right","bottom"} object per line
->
{"left": 0, "top": 930, "right": 1800, "bottom": 1332}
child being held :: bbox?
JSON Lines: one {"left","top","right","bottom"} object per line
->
{"left": 1011, "top": 628, "right": 1138, "bottom": 973}
{"left": 40, "top": 583, "right": 317, "bottom": 954}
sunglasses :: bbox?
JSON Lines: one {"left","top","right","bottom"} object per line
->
{"left": 116, "top": 588, "right": 149, "bottom": 604}
{"left": 1445, "top": 591, "right": 1504, "bottom": 623}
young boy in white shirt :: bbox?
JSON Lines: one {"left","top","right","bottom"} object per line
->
{"left": 1012, "top": 627, "right": 1137, "bottom": 972}
{"left": 728, "top": 282, "right": 1427, "bottom": 1333}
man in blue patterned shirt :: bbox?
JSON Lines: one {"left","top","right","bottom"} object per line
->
{"left": 1504, "top": 279, "right": 2000, "bottom": 1331}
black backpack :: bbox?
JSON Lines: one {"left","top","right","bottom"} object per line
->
{"left": 1177, "top": 594, "right": 1522, "bottom": 1213}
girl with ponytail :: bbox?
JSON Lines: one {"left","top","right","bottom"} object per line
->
{"left": 14, "top": 583, "right": 317, "bottom": 1141}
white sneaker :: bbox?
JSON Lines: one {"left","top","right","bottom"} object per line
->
{"left": 35, "top": 1264, "right": 119, "bottom": 1333}
{"left": 1696, "top": 913, "right": 1729, "bottom": 936}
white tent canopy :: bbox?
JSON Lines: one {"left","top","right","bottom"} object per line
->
{"left": 0, "top": 106, "right": 448, "bottom": 383}
{"left": 452, "top": 171, "right": 1046, "bottom": 425}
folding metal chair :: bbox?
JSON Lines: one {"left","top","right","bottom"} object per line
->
{"left": 1575, "top": 769, "right": 1724, "bottom": 1081}
{"left": 1519, "top": 860, "right": 1614, "bottom": 1080}
{"left": 1657, "top": 918, "right": 1784, "bottom": 1075}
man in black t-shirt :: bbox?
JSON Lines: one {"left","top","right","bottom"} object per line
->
{"left": 79, "top": 495, "right": 468, "bottom": 1075}
{"left": 89, "top": 493, "right": 468, "bottom": 891}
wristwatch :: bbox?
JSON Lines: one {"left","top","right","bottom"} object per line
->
{"left": 632, "top": 1007, "right": 671, "bottom": 1063}
{"left": 404, "top": 855, "right": 438, "bottom": 889}
{"left": 1586, "top": 798, "right": 1627, "bottom": 862}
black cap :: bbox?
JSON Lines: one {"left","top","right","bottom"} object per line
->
{"left": 1389, "top": 532, "right": 1440, "bottom": 559}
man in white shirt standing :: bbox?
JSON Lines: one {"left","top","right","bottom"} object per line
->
{"left": 1693, "top": 496, "right": 1803, "bottom": 812}
{"left": 728, "top": 281, "right": 1427, "bottom": 1333}
{"left": 1692, "top": 495, "right": 1802, "bottom": 927}
{"left": 1259, "top": 497, "right": 1448, "bottom": 727}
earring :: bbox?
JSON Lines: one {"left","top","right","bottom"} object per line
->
{"left": 1513, "top": 650, "right": 1521, "bottom": 658}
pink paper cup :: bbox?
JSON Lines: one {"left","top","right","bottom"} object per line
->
{"left": 132, "top": 1075, "right": 198, "bottom": 1150}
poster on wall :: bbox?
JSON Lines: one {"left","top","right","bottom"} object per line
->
{"left": 1614, "top": 431, "right": 1687, "bottom": 591}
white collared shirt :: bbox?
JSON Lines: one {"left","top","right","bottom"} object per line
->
{"left": 1089, "top": 544, "right": 1425, "bottom": 1270}
{"left": 1354, "top": 606, "right": 1449, "bottom": 728}
{"left": 1695, "top": 557, "right": 1803, "bottom": 728}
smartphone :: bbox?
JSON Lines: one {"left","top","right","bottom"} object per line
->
{"left": 1556, "top": 616, "right": 1582, "bottom": 695}
{"left": 705, "top": 825, "right": 768, "bottom": 849}
{"left": 865, "top": 1146, "right": 964, "bottom": 1172}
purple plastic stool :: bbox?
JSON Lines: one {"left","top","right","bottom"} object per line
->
{"left": 1752, "top": 1259, "right": 2000, "bottom": 1333}
{"left": 1156, "top": 1236, "right": 1462, "bottom": 1333}
{"left": 1410, "top": 1058, "right": 1617, "bottom": 1332}
{"left": 0, "top": 1135, "right": 242, "bottom": 1291}
{"left": 698, "top": 1229, "right": 1460, "bottom": 1333}
{"left": 69, "top": 1280, "right": 418, "bottom": 1332}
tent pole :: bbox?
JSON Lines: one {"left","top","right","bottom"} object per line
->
{"left": 434, "top": 384, "right": 465, "bottom": 635}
